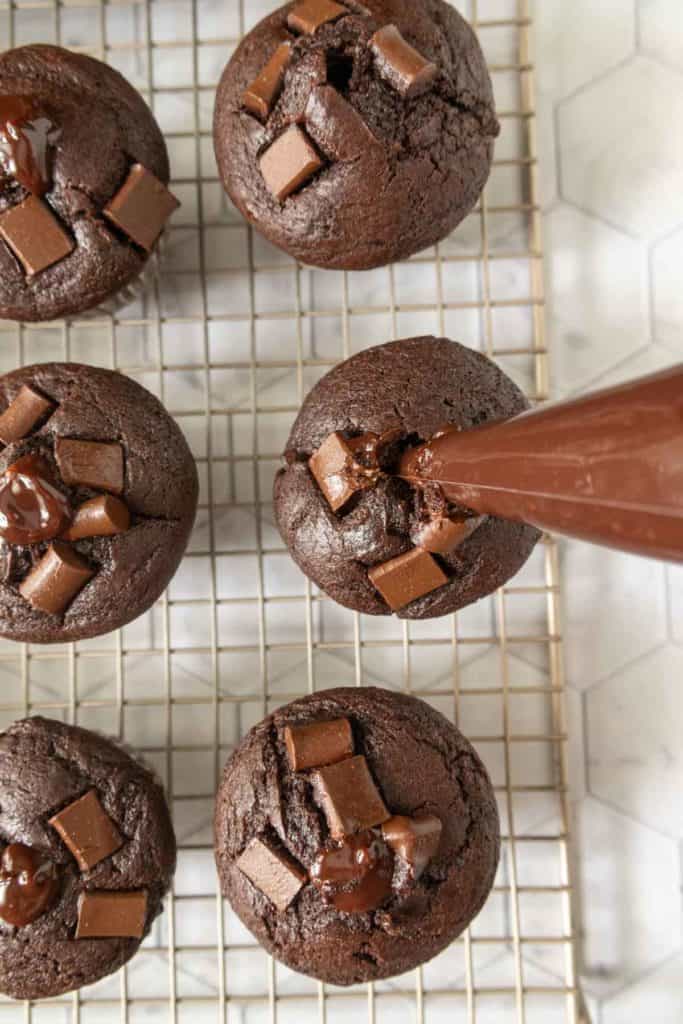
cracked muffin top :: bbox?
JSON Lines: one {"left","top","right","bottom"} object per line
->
{"left": 214, "top": 0, "right": 499, "bottom": 270}
{"left": 0, "top": 362, "right": 198, "bottom": 643}
{"left": 0, "top": 716, "right": 176, "bottom": 1000}
{"left": 275, "top": 337, "right": 541, "bottom": 619}
{"left": 214, "top": 686, "right": 500, "bottom": 985}
{"left": 0, "top": 45, "right": 178, "bottom": 322}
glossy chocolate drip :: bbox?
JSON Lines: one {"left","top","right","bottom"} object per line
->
{"left": 0, "top": 95, "right": 59, "bottom": 196}
{"left": 311, "top": 830, "right": 393, "bottom": 913}
{"left": 399, "top": 366, "right": 683, "bottom": 563}
{"left": 0, "top": 453, "right": 71, "bottom": 545}
{"left": 0, "top": 843, "right": 60, "bottom": 927}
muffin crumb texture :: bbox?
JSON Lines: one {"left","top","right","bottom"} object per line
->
{"left": 214, "top": 0, "right": 499, "bottom": 269}
{"left": 0, "top": 362, "right": 198, "bottom": 643}
{"left": 0, "top": 716, "right": 176, "bottom": 1000}
{"left": 215, "top": 687, "right": 500, "bottom": 985}
{"left": 0, "top": 45, "right": 178, "bottom": 321}
{"left": 275, "top": 337, "right": 541, "bottom": 619}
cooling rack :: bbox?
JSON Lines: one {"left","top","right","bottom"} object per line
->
{"left": 0, "top": 0, "right": 590, "bottom": 1020}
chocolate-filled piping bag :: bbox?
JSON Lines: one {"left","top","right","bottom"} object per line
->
{"left": 399, "top": 365, "right": 683, "bottom": 563}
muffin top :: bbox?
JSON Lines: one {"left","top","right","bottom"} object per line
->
{"left": 0, "top": 716, "right": 176, "bottom": 1000}
{"left": 215, "top": 686, "right": 500, "bottom": 985}
{"left": 214, "top": 0, "right": 499, "bottom": 269}
{"left": 0, "top": 45, "right": 177, "bottom": 322}
{"left": 0, "top": 362, "right": 198, "bottom": 643}
{"left": 275, "top": 337, "right": 540, "bottom": 618}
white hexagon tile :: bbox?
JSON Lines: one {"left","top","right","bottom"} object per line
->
{"left": 534, "top": 0, "right": 683, "bottom": 1020}
{"left": 543, "top": 204, "right": 649, "bottom": 395}
{"left": 652, "top": 226, "right": 683, "bottom": 353}
{"left": 639, "top": 0, "right": 683, "bottom": 71}
{"left": 574, "top": 798, "right": 681, "bottom": 998}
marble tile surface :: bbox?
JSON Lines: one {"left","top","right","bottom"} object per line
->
{"left": 544, "top": 204, "right": 649, "bottom": 395}
{"left": 538, "top": 0, "right": 683, "bottom": 1020}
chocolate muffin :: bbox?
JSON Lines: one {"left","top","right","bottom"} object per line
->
{"left": 0, "top": 716, "right": 176, "bottom": 1000}
{"left": 213, "top": 0, "right": 498, "bottom": 270}
{"left": 274, "top": 337, "right": 541, "bottom": 618}
{"left": 0, "top": 45, "right": 179, "bottom": 322}
{"left": 0, "top": 362, "right": 198, "bottom": 643}
{"left": 215, "top": 686, "right": 500, "bottom": 985}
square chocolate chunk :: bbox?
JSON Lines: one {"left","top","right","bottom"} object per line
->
{"left": 370, "top": 24, "right": 438, "bottom": 98}
{"left": 313, "top": 755, "right": 390, "bottom": 837}
{"left": 49, "top": 789, "right": 123, "bottom": 871}
{"left": 61, "top": 494, "right": 131, "bottom": 542}
{"left": 104, "top": 164, "right": 179, "bottom": 252}
{"left": 287, "top": 0, "right": 346, "bottom": 34}
{"left": 305, "top": 85, "right": 378, "bottom": 163}
{"left": 285, "top": 717, "right": 354, "bottom": 771}
{"left": 309, "top": 432, "right": 359, "bottom": 512}
{"left": 259, "top": 125, "right": 323, "bottom": 202}
{"left": 243, "top": 41, "right": 292, "bottom": 120}
{"left": 55, "top": 438, "right": 124, "bottom": 494}
{"left": 368, "top": 549, "right": 447, "bottom": 611}
{"left": 236, "top": 837, "right": 307, "bottom": 912}
{"left": 76, "top": 890, "right": 148, "bottom": 939}
{"left": 382, "top": 813, "right": 442, "bottom": 879}
{"left": 0, "top": 385, "right": 53, "bottom": 445}
{"left": 0, "top": 195, "right": 74, "bottom": 277}
{"left": 19, "top": 542, "right": 95, "bottom": 616}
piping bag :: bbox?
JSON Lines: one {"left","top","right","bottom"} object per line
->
{"left": 399, "top": 365, "right": 683, "bottom": 563}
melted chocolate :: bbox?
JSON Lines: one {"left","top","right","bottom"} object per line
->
{"left": 0, "top": 843, "right": 60, "bottom": 927}
{"left": 349, "top": 426, "right": 403, "bottom": 469}
{"left": 0, "top": 453, "right": 71, "bottom": 545}
{"left": 400, "top": 367, "right": 683, "bottom": 563}
{"left": 0, "top": 95, "right": 60, "bottom": 196}
{"left": 311, "top": 830, "right": 394, "bottom": 913}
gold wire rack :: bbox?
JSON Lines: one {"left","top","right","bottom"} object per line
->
{"left": 0, "top": 0, "right": 587, "bottom": 1020}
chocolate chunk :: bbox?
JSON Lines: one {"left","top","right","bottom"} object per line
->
{"left": 236, "top": 837, "right": 307, "bottom": 912}
{"left": 311, "top": 830, "right": 393, "bottom": 913}
{"left": 287, "top": 0, "right": 346, "bottom": 34}
{"left": 61, "top": 494, "right": 130, "bottom": 542}
{"left": 382, "top": 813, "right": 442, "bottom": 879}
{"left": 347, "top": 432, "right": 381, "bottom": 459}
{"left": 49, "top": 789, "right": 123, "bottom": 872}
{"left": 309, "top": 432, "right": 356, "bottom": 511}
{"left": 285, "top": 717, "right": 354, "bottom": 771}
{"left": 413, "top": 514, "right": 485, "bottom": 555}
{"left": 259, "top": 125, "right": 323, "bottom": 202}
{"left": 370, "top": 25, "right": 438, "bottom": 98}
{"left": 368, "top": 549, "right": 447, "bottom": 611}
{"left": 305, "top": 85, "right": 378, "bottom": 162}
{"left": 0, "top": 385, "right": 53, "bottom": 444}
{"left": 0, "top": 195, "right": 74, "bottom": 276}
{"left": 243, "top": 41, "right": 293, "bottom": 120}
{"left": 0, "top": 454, "right": 71, "bottom": 545}
{"left": 103, "top": 164, "right": 179, "bottom": 252}
{"left": 55, "top": 438, "right": 124, "bottom": 495}
{"left": 19, "top": 541, "right": 95, "bottom": 616}
{"left": 0, "top": 844, "right": 60, "bottom": 927}
{"left": 313, "top": 755, "right": 390, "bottom": 838}
{"left": 75, "top": 890, "right": 148, "bottom": 939}
{"left": 309, "top": 431, "right": 379, "bottom": 512}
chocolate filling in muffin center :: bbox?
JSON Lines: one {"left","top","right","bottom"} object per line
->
{"left": 304, "top": 424, "right": 486, "bottom": 612}
{"left": 0, "top": 382, "right": 149, "bottom": 618}
{"left": 0, "top": 52, "right": 179, "bottom": 299}
{"left": 236, "top": 712, "right": 444, "bottom": 918}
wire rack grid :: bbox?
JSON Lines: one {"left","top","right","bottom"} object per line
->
{"left": 0, "top": 0, "right": 588, "bottom": 1021}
